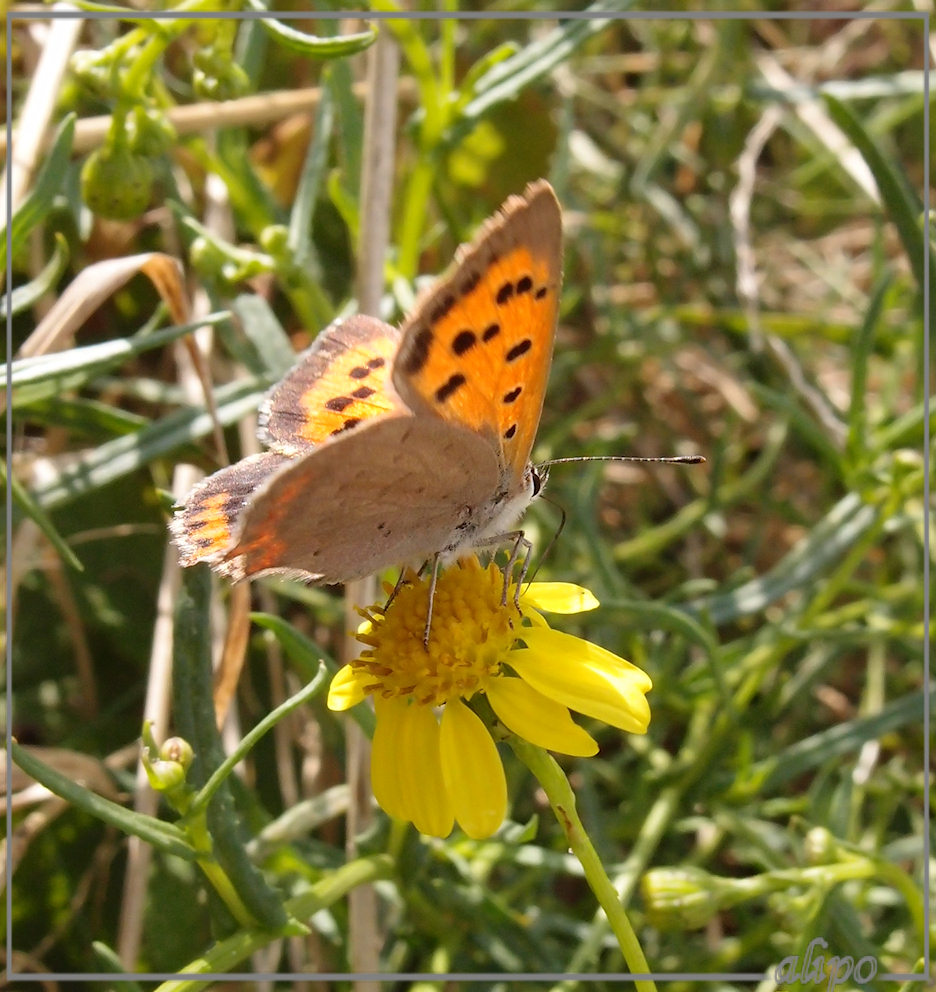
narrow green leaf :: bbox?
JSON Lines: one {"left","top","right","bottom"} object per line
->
{"left": 727, "top": 688, "right": 930, "bottom": 797}
{"left": 288, "top": 72, "right": 334, "bottom": 260}
{"left": 2, "top": 115, "right": 75, "bottom": 272}
{"left": 18, "top": 395, "right": 148, "bottom": 438}
{"left": 596, "top": 600, "right": 718, "bottom": 659}
{"left": 458, "top": 0, "right": 633, "bottom": 134}
{"left": 229, "top": 294, "right": 297, "bottom": 379}
{"left": 689, "top": 492, "right": 878, "bottom": 625}
{"left": 10, "top": 315, "right": 226, "bottom": 408}
{"left": 174, "top": 567, "right": 288, "bottom": 931}
{"left": 249, "top": 612, "right": 337, "bottom": 681}
{"left": 4, "top": 462, "right": 84, "bottom": 572}
{"left": 823, "top": 94, "right": 934, "bottom": 302}
{"left": 29, "top": 375, "right": 266, "bottom": 511}
{"left": 846, "top": 275, "right": 892, "bottom": 466}
{"left": 92, "top": 942, "right": 145, "bottom": 991}
{"left": 244, "top": 0, "right": 375, "bottom": 57}
{"left": 10, "top": 742, "right": 196, "bottom": 861}
{"left": 2, "top": 233, "right": 70, "bottom": 319}
{"left": 453, "top": 41, "right": 520, "bottom": 117}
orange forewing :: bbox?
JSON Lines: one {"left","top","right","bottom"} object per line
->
{"left": 393, "top": 181, "right": 562, "bottom": 478}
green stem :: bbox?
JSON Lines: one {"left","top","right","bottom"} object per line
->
{"left": 188, "top": 663, "right": 328, "bottom": 816}
{"left": 154, "top": 855, "right": 393, "bottom": 992}
{"left": 509, "top": 737, "right": 657, "bottom": 992}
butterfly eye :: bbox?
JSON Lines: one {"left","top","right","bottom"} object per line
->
{"left": 531, "top": 466, "right": 545, "bottom": 497}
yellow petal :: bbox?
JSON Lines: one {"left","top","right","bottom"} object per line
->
{"left": 327, "top": 664, "right": 367, "bottom": 711}
{"left": 520, "top": 582, "right": 600, "bottom": 614}
{"left": 486, "top": 677, "right": 598, "bottom": 757}
{"left": 509, "top": 627, "right": 652, "bottom": 734}
{"left": 521, "top": 607, "right": 549, "bottom": 629}
{"left": 371, "top": 697, "right": 408, "bottom": 820}
{"left": 439, "top": 698, "right": 507, "bottom": 839}
{"left": 372, "top": 697, "right": 454, "bottom": 837}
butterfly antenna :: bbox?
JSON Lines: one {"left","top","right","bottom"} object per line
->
{"left": 524, "top": 452, "right": 704, "bottom": 586}
{"left": 537, "top": 453, "right": 705, "bottom": 468}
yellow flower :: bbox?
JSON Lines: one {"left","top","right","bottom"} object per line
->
{"left": 327, "top": 557, "right": 652, "bottom": 840}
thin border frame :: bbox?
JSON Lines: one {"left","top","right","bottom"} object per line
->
{"left": 4, "top": 5, "right": 930, "bottom": 985}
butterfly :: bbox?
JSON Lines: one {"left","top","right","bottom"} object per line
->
{"left": 171, "top": 179, "right": 562, "bottom": 588}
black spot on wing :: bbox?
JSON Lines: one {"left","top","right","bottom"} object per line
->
{"left": 330, "top": 417, "right": 362, "bottom": 436}
{"left": 452, "top": 330, "right": 477, "bottom": 355}
{"left": 506, "top": 339, "right": 532, "bottom": 363}
{"left": 435, "top": 373, "right": 466, "bottom": 403}
{"left": 403, "top": 327, "right": 434, "bottom": 375}
{"left": 496, "top": 281, "right": 515, "bottom": 305}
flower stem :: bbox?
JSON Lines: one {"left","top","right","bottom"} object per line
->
{"left": 509, "top": 737, "right": 657, "bottom": 992}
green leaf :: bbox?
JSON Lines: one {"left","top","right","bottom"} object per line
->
{"left": 846, "top": 275, "right": 892, "bottom": 467}
{"left": 4, "top": 462, "right": 84, "bottom": 573}
{"left": 249, "top": 612, "right": 337, "bottom": 682}
{"left": 92, "top": 942, "right": 145, "bottom": 991}
{"left": 10, "top": 315, "right": 226, "bottom": 408}
{"left": 228, "top": 294, "right": 297, "bottom": 379}
{"left": 244, "top": 0, "right": 376, "bottom": 58}
{"left": 823, "top": 94, "right": 934, "bottom": 304}
{"left": 11, "top": 742, "right": 196, "bottom": 861}
{"left": 288, "top": 71, "right": 334, "bottom": 261}
{"left": 688, "top": 492, "right": 879, "bottom": 626}
{"left": 29, "top": 375, "right": 266, "bottom": 511}
{"left": 2, "top": 233, "right": 70, "bottom": 319}
{"left": 2, "top": 114, "right": 75, "bottom": 272}
{"left": 457, "top": 0, "right": 634, "bottom": 137}
{"left": 173, "top": 567, "right": 288, "bottom": 931}
{"left": 597, "top": 599, "right": 718, "bottom": 659}
{"left": 727, "top": 688, "right": 931, "bottom": 797}
{"left": 17, "top": 395, "right": 148, "bottom": 439}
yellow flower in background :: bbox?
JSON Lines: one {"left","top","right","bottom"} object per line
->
{"left": 327, "top": 557, "right": 652, "bottom": 840}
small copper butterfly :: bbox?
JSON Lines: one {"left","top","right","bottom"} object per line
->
{"left": 171, "top": 179, "right": 562, "bottom": 585}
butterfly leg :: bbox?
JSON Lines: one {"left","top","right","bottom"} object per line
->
{"left": 423, "top": 553, "right": 443, "bottom": 649}
{"left": 501, "top": 531, "right": 533, "bottom": 609}
{"left": 469, "top": 531, "right": 532, "bottom": 610}
{"left": 383, "top": 560, "right": 428, "bottom": 612}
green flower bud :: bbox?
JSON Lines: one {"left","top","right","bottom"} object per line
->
{"left": 81, "top": 144, "right": 154, "bottom": 220}
{"left": 803, "top": 826, "right": 836, "bottom": 865}
{"left": 259, "top": 224, "right": 290, "bottom": 256}
{"left": 641, "top": 866, "right": 722, "bottom": 931}
{"left": 145, "top": 758, "right": 186, "bottom": 792}
{"left": 192, "top": 54, "right": 249, "bottom": 102}
{"left": 188, "top": 236, "right": 224, "bottom": 276}
{"left": 159, "top": 736, "right": 194, "bottom": 771}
